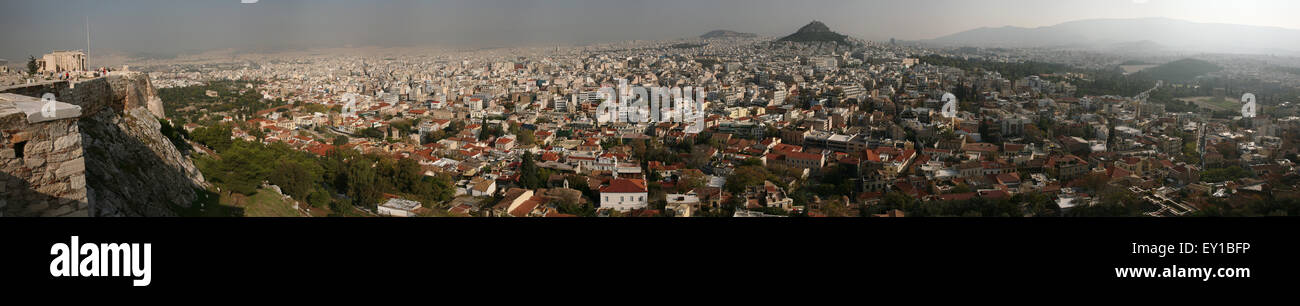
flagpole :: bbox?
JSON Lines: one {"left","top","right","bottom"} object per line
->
{"left": 85, "top": 16, "right": 90, "bottom": 71}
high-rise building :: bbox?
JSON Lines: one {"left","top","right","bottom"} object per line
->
{"left": 771, "top": 90, "right": 787, "bottom": 106}
{"left": 812, "top": 56, "right": 838, "bottom": 71}
{"left": 554, "top": 94, "right": 572, "bottom": 112}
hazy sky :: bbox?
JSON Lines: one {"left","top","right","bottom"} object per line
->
{"left": 2, "top": 0, "right": 1298, "bottom": 65}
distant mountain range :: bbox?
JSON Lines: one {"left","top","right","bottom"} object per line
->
{"left": 701, "top": 30, "right": 757, "bottom": 39}
{"left": 924, "top": 18, "right": 1300, "bottom": 55}
{"left": 777, "top": 21, "right": 851, "bottom": 45}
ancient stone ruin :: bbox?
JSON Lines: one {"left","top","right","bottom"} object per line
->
{"left": 1, "top": 73, "right": 205, "bottom": 217}
{"left": 0, "top": 92, "right": 87, "bottom": 216}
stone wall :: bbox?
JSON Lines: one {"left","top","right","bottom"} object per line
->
{"left": 63, "top": 73, "right": 206, "bottom": 216}
{"left": 0, "top": 80, "right": 69, "bottom": 100}
{"left": 1, "top": 72, "right": 205, "bottom": 217}
{"left": 0, "top": 95, "right": 88, "bottom": 217}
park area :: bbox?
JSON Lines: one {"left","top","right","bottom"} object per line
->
{"left": 1178, "top": 96, "right": 1242, "bottom": 112}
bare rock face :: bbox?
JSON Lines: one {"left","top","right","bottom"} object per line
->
{"left": 60, "top": 73, "right": 206, "bottom": 216}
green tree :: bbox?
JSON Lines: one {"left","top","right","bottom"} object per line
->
{"left": 812, "top": 164, "right": 856, "bottom": 197}
{"left": 191, "top": 124, "right": 234, "bottom": 152}
{"left": 355, "top": 127, "right": 385, "bottom": 140}
{"left": 725, "top": 166, "right": 770, "bottom": 194}
{"left": 518, "top": 129, "right": 536, "bottom": 146}
{"left": 950, "top": 183, "right": 973, "bottom": 194}
{"left": 426, "top": 173, "right": 455, "bottom": 204}
{"left": 306, "top": 189, "right": 332, "bottom": 208}
{"left": 676, "top": 171, "right": 706, "bottom": 193}
{"left": 1017, "top": 192, "right": 1060, "bottom": 217}
{"left": 200, "top": 140, "right": 273, "bottom": 195}
{"left": 393, "top": 158, "right": 423, "bottom": 192}
{"left": 345, "top": 156, "right": 383, "bottom": 211}
{"left": 687, "top": 145, "right": 714, "bottom": 168}
{"left": 249, "top": 127, "right": 266, "bottom": 141}
{"left": 1201, "top": 166, "right": 1252, "bottom": 183}
{"left": 519, "top": 151, "right": 543, "bottom": 189}
{"left": 27, "top": 55, "right": 39, "bottom": 75}
{"left": 268, "top": 157, "right": 322, "bottom": 201}
{"left": 819, "top": 199, "right": 852, "bottom": 217}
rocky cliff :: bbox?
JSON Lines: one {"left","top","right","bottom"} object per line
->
{"left": 55, "top": 73, "right": 206, "bottom": 216}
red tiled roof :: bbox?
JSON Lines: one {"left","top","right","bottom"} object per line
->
{"left": 509, "top": 196, "right": 544, "bottom": 217}
{"left": 305, "top": 143, "right": 335, "bottom": 156}
{"left": 600, "top": 179, "right": 648, "bottom": 193}
{"left": 962, "top": 142, "right": 999, "bottom": 152}
{"left": 772, "top": 143, "right": 803, "bottom": 153}
{"left": 785, "top": 151, "right": 823, "bottom": 162}
{"left": 865, "top": 149, "right": 881, "bottom": 162}
{"left": 996, "top": 172, "right": 1020, "bottom": 184}
{"left": 544, "top": 211, "right": 577, "bottom": 217}
{"left": 540, "top": 152, "right": 560, "bottom": 162}
{"left": 939, "top": 192, "right": 978, "bottom": 201}
{"left": 978, "top": 190, "right": 1010, "bottom": 200}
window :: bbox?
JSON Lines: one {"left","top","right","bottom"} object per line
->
{"left": 13, "top": 141, "right": 25, "bottom": 158}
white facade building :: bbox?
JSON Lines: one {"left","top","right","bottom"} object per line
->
{"left": 377, "top": 198, "right": 421, "bottom": 217}
{"left": 599, "top": 179, "right": 648, "bottom": 212}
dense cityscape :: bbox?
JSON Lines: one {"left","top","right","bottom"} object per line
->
{"left": 10, "top": 2, "right": 1300, "bottom": 296}
{"left": 6, "top": 18, "right": 1300, "bottom": 218}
